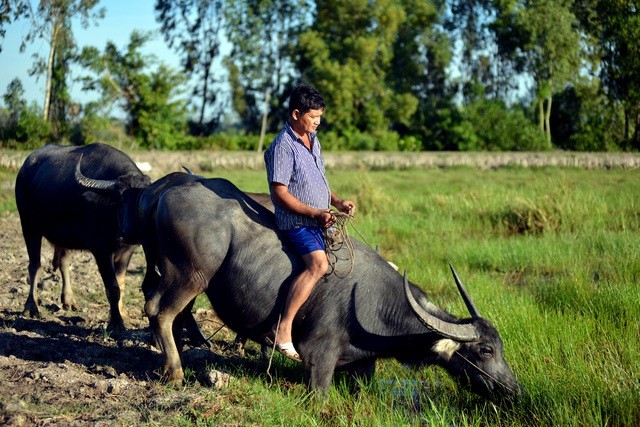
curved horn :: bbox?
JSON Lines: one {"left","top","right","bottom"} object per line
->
{"left": 404, "top": 271, "right": 479, "bottom": 341}
{"left": 75, "top": 154, "right": 119, "bottom": 191}
{"left": 449, "top": 263, "right": 481, "bottom": 318}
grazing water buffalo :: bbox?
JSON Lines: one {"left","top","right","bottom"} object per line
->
{"left": 15, "top": 143, "right": 151, "bottom": 332}
{"left": 75, "top": 172, "right": 521, "bottom": 400}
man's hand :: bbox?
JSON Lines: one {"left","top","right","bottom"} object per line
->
{"left": 336, "top": 200, "right": 356, "bottom": 217}
{"left": 314, "top": 209, "right": 335, "bottom": 228}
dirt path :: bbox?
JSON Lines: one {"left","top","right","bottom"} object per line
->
{"left": 0, "top": 212, "right": 250, "bottom": 426}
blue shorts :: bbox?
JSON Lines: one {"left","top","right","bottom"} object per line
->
{"left": 284, "top": 226, "right": 326, "bottom": 255}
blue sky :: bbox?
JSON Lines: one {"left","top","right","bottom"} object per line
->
{"left": 0, "top": 1, "right": 180, "bottom": 109}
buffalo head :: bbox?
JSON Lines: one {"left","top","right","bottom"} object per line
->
{"left": 404, "top": 265, "right": 522, "bottom": 400}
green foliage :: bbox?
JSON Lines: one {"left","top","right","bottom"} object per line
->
{"left": 78, "top": 31, "right": 188, "bottom": 149}
{"left": 552, "top": 82, "right": 625, "bottom": 152}
{"left": 1, "top": 79, "right": 51, "bottom": 148}
{"left": 296, "top": 0, "right": 420, "bottom": 135}
{"left": 223, "top": 0, "right": 307, "bottom": 134}
{"left": 155, "top": 0, "right": 226, "bottom": 129}
{"left": 575, "top": 0, "right": 640, "bottom": 148}
{"left": 6, "top": 0, "right": 104, "bottom": 140}
{"left": 7, "top": 0, "right": 640, "bottom": 151}
{"left": 454, "top": 99, "right": 549, "bottom": 151}
{"left": 14, "top": 103, "right": 51, "bottom": 147}
{"left": 320, "top": 129, "right": 421, "bottom": 151}
{"left": 0, "top": 103, "right": 50, "bottom": 149}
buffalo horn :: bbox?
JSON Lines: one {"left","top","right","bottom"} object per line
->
{"left": 403, "top": 271, "right": 479, "bottom": 341}
{"left": 75, "top": 155, "right": 119, "bottom": 190}
{"left": 449, "top": 263, "right": 482, "bottom": 318}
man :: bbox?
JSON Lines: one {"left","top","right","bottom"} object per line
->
{"left": 264, "top": 83, "right": 356, "bottom": 361}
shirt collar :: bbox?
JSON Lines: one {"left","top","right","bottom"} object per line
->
{"left": 284, "top": 122, "right": 316, "bottom": 146}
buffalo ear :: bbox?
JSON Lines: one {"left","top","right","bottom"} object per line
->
{"left": 82, "top": 191, "right": 119, "bottom": 207}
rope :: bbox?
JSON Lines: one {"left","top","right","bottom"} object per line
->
{"left": 265, "top": 314, "right": 281, "bottom": 384}
{"left": 324, "top": 210, "right": 356, "bottom": 278}
{"left": 454, "top": 351, "right": 519, "bottom": 396}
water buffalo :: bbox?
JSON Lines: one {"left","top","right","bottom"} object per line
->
{"left": 15, "top": 143, "right": 151, "bottom": 332}
{"left": 75, "top": 173, "right": 521, "bottom": 400}
{"left": 75, "top": 166, "right": 273, "bottom": 348}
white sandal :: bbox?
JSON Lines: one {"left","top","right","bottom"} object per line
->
{"left": 275, "top": 342, "right": 301, "bottom": 362}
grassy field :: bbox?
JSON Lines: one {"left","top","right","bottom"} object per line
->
{"left": 1, "top": 156, "right": 639, "bottom": 426}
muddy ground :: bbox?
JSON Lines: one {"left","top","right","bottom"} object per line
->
{"left": 0, "top": 210, "right": 269, "bottom": 426}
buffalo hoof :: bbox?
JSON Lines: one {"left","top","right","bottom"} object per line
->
{"left": 161, "top": 369, "right": 184, "bottom": 387}
{"left": 62, "top": 301, "right": 79, "bottom": 312}
{"left": 106, "top": 320, "right": 127, "bottom": 339}
{"left": 22, "top": 300, "right": 41, "bottom": 318}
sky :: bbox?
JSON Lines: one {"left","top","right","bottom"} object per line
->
{"left": 0, "top": 1, "right": 181, "bottom": 110}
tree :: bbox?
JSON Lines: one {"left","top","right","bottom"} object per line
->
{"left": 295, "top": 0, "right": 420, "bottom": 135}
{"left": 155, "top": 0, "right": 225, "bottom": 134}
{"left": 574, "top": 0, "right": 640, "bottom": 149}
{"left": 78, "top": 31, "right": 188, "bottom": 148}
{"left": 492, "top": 0, "right": 582, "bottom": 146}
{"left": 1, "top": 78, "right": 50, "bottom": 146}
{"left": 389, "top": 0, "right": 457, "bottom": 147}
{"left": 0, "top": 0, "right": 30, "bottom": 53}
{"left": 2, "top": 0, "right": 104, "bottom": 139}
{"left": 3, "top": 79, "right": 27, "bottom": 124}
{"left": 224, "top": 0, "right": 309, "bottom": 148}
{"left": 444, "top": 0, "right": 523, "bottom": 103}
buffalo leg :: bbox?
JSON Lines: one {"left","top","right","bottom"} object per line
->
{"left": 22, "top": 233, "right": 43, "bottom": 318}
{"left": 140, "top": 248, "right": 160, "bottom": 299}
{"left": 93, "top": 252, "right": 126, "bottom": 333}
{"left": 113, "top": 244, "right": 135, "bottom": 294}
{"left": 302, "top": 344, "right": 339, "bottom": 394}
{"left": 53, "top": 246, "right": 77, "bottom": 311}
{"left": 139, "top": 256, "right": 208, "bottom": 349}
{"left": 183, "top": 298, "right": 212, "bottom": 349}
{"left": 145, "top": 273, "right": 200, "bottom": 385}
{"left": 145, "top": 302, "right": 182, "bottom": 383}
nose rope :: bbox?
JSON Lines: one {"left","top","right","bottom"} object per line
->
{"left": 324, "top": 210, "right": 356, "bottom": 278}
{"left": 454, "top": 351, "right": 518, "bottom": 395}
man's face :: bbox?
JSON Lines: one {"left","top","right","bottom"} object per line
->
{"left": 294, "top": 108, "right": 324, "bottom": 134}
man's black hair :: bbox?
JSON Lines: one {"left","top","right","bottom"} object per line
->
{"left": 288, "top": 82, "right": 325, "bottom": 116}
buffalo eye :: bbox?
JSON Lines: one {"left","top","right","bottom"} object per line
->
{"left": 480, "top": 346, "right": 494, "bottom": 357}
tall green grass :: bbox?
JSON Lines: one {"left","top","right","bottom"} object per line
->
{"left": 199, "top": 166, "right": 640, "bottom": 426}
{"left": 3, "top": 164, "right": 639, "bottom": 425}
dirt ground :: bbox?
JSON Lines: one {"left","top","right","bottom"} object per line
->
{"left": 0, "top": 211, "right": 258, "bottom": 426}
{"left": 2, "top": 150, "right": 639, "bottom": 425}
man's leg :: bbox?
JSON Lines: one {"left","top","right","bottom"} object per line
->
{"left": 275, "top": 249, "right": 328, "bottom": 345}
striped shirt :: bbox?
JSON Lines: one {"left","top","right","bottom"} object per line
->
{"left": 264, "top": 122, "right": 331, "bottom": 230}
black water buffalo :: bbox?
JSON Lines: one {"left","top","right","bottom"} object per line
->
{"left": 75, "top": 166, "right": 273, "bottom": 347}
{"left": 75, "top": 173, "right": 521, "bottom": 400}
{"left": 15, "top": 143, "right": 151, "bottom": 332}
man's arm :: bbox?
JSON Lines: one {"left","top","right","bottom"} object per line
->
{"left": 330, "top": 192, "right": 356, "bottom": 216}
{"left": 271, "top": 182, "right": 335, "bottom": 228}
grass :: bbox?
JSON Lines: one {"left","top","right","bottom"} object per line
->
{"left": 0, "top": 167, "right": 17, "bottom": 212}
{"left": 3, "top": 159, "right": 639, "bottom": 426}
{"left": 207, "top": 166, "right": 640, "bottom": 426}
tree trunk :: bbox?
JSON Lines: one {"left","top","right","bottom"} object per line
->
{"left": 632, "top": 110, "right": 640, "bottom": 149}
{"left": 199, "top": 62, "right": 210, "bottom": 128}
{"left": 545, "top": 95, "right": 552, "bottom": 146}
{"left": 538, "top": 98, "right": 544, "bottom": 133}
{"left": 43, "top": 23, "right": 60, "bottom": 121}
{"left": 257, "top": 87, "right": 271, "bottom": 153}
{"left": 624, "top": 107, "right": 630, "bottom": 148}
